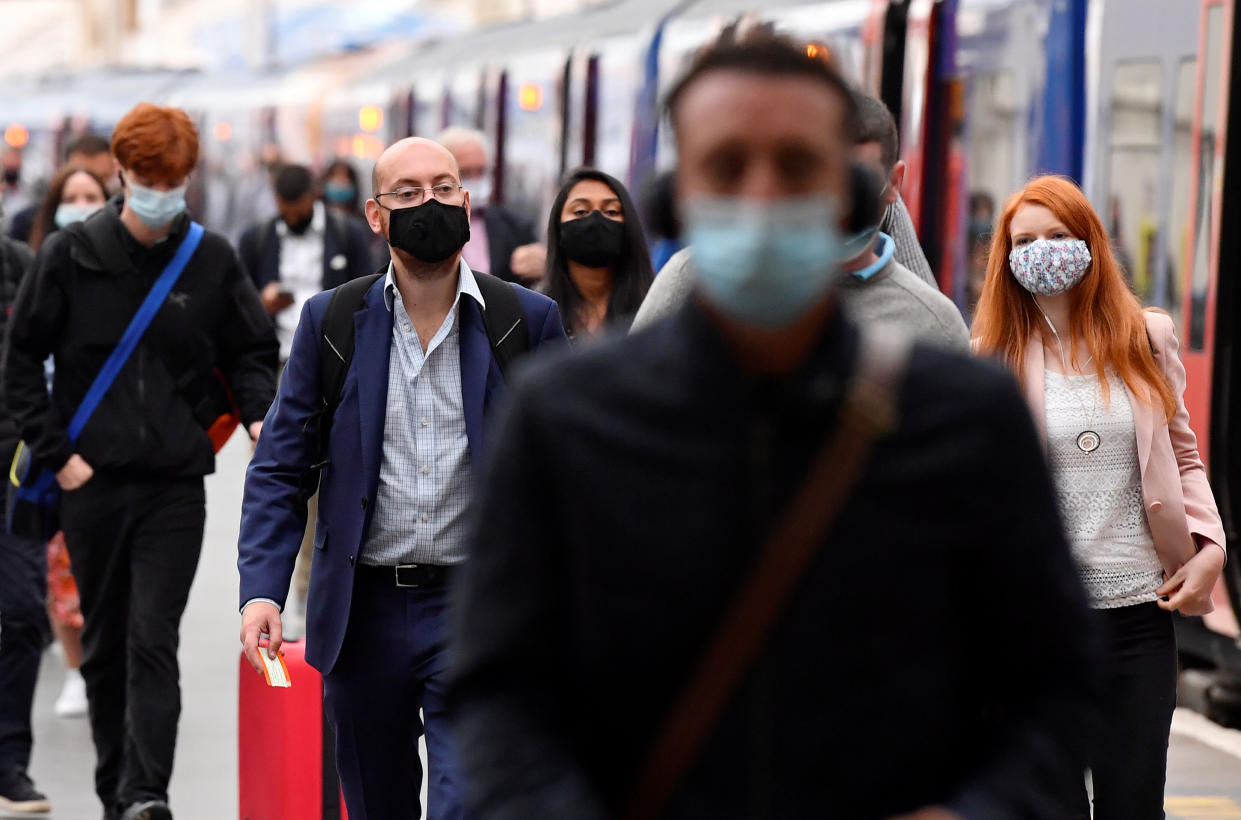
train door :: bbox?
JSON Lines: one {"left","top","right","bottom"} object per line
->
{"left": 1182, "top": 0, "right": 1241, "bottom": 657}
{"left": 1085, "top": 0, "right": 1199, "bottom": 314}
{"left": 497, "top": 51, "right": 570, "bottom": 229}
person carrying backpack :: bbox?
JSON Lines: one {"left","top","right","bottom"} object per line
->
{"left": 237, "top": 136, "right": 565, "bottom": 819}
{"left": 2, "top": 104, "right": 278, "bottom": 820}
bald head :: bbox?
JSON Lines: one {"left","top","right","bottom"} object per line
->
{"left": 371, "top": 137, "right": 461, "bottom": 198}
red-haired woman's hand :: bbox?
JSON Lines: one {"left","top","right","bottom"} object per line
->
{"left": 1157, "top": 544, "right": 1225, "bottom": 616}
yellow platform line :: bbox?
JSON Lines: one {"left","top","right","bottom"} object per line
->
{"left": 1166, "top": 796, "right": 1241, "bottom": 819}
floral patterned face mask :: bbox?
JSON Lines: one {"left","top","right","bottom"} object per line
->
{"left": 1008, "top": 238, "right": 1092, "bottom": 296}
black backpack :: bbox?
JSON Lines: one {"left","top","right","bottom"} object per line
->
{"left": 307, "top": 270, "right": 530, "bottom": 486}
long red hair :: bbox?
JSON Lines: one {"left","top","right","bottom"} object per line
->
{"left": 971, "top": 175, "right": 1176, "bottom": 421}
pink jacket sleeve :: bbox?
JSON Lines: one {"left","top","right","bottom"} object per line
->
{"left": 1149, "top": 311, "right": 1227, "bottom": 562}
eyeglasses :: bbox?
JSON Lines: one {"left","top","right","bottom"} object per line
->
{"left": 374, "top": 183, "right": 463, "bottom": 208}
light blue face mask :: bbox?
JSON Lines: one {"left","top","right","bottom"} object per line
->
{"left": 127, "top": 181, "right": 187, "bottom": 229}
{"left": 54, "top": 202, "right": 102, "bottom": 229}
{"left": 683, "top": 195, "right": 844, "bottom": 328}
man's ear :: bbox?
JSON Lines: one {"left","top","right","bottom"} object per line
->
{"left": 889, "top": 160, "right": 907, "bottom": 201}
{"left": 463, "top": 189, "right": 471, "bottom": 221}
{"left": 364, "top": 199, "right": 384, "bottom": 237}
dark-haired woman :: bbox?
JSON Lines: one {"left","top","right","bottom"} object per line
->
{"left": 543, "top": 168, "right": 654, "bottom": 339}
{"left": 321, "top": 159, "right": 362, "bottom": 218}
{"left": 28, "top": 166, "right": 109, "bottom": 252}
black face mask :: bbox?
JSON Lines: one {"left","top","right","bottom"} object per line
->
{"left": 386, "top": 198, "right": 470, "bottom": 263}
{"left": 558, "top": 212, "right": 624, "bottom": 268}
{"left": 285, "top": 212, "right": 314, "bottom": 235}
{"left": 2, "top": 169, "right": 18, "bottom": 186}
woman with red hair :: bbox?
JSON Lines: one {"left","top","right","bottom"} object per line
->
{"left": 973, "top": 175, "right": 1225, "bottom": 818}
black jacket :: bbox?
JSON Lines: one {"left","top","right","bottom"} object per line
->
{"left": 450, "top": 307, "right": 1102, "bottom": 819}
{"left": 237, "top": 209, "right": 376, "bottom": 294}
{"left": 4, "top": 204, "right": 37, "bottom": 246}
{"left": 0, "top": 237, "right": 32, "bottom": 452}
{"left": 482, "top": 206, "right": 536, "bottom": 283}
{"left": 2, "top": 202, "right": 278, "bottom": 478}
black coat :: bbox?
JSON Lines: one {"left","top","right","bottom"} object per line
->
{"left": 450, "top": 306, "right": 1102, "bottom": 819}
{"left": 481, "top": 206, "right": 536, "bottom": 283}
{"left": 0, "top": 236, "right": 32, "bottom": 453}
{"left": 2, "top": 203, "right": 278, "bottom": 478}
{"left": 237, "top": 209, "right": 377, "bottom": 294}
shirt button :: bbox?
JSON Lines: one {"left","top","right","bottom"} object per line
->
{"left": 403, "top": 323, "right": 411, "bottom": 332}
{"left": 421, "top": 466, "right": 429, "bottom": 475}
{"left": 421, "top": 418, "right": 429, "bottom": 427}
{"left": 421, "top": 514, "right": 429, "bottom": 523}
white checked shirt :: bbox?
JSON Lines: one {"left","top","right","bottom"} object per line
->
{"left": 359, "top": 259, "right": 485, "bottom": 566}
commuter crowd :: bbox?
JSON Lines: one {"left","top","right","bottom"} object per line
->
{"left": 0, "top": 20, "right": 1228, "bottom": 820}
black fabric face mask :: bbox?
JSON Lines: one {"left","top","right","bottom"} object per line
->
{"left": 558, "top": 212, "right": 624, "bottom": 268}
{"left": 386, "top": 198, "right": 471, "bottom": 263}
{"left": 2, "top": 169, "right": 18, "bottom": 186}
{"left": 285, "top": 213, "right": 313, "bottom": 235}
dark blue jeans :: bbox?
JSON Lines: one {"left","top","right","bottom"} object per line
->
{"left": 323, "top": 567, "right": 465, "bottom": 820}
{"left": 0, "top": 527, "right": 48, "bottom": 774}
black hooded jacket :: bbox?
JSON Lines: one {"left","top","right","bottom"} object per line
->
{"left": 2, "top": 201, "right": 278, "bottom": 478}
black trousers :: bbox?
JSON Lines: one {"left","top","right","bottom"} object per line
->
{"left": 1070, "top": 602, "right": 1177, "bottom": 820}
{"left": 0, "top": 527, "right": 47, "bottom": 774}
{"left": 60, "top": 476, "right": 205, "bottom": 811}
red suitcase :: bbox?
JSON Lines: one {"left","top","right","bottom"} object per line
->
{"left": 238, "top": 639, "right": 347, "bottom": 819}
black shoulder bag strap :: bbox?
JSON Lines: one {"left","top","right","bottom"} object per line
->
{"left": 625, "top": 328, "right": 913, "bottom": 820}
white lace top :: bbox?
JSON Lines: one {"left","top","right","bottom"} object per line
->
{"left": 1045, "top": 369, "right": 1163, "bottom": 609}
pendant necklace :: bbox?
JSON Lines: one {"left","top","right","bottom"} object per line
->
{"left": 1035, "top": 304, "right": 1101, "bottom": 454}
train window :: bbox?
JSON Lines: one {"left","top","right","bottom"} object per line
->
{"left": 1167, "top": 58, "right": 1197, "bottom": 319}
{"left": 594, "top": 38, "right": 642, "bottom": 181}
{"left": 1105, "top": 60, "right": 1163, "bottom": 305}
{"left": 1189, "top": 5, "right": 1225, "bottom": 351}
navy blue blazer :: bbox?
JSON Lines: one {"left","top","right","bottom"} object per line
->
{"left": 237, "top": 272, "right": 566, "bottom": 674}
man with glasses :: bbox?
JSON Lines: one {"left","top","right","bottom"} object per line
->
{"left": 237, "top": 137, "right": 565, "bottom": 819}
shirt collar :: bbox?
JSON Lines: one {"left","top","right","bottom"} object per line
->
{"left": 383, "top": 256, "right": 487, "bottom": 313}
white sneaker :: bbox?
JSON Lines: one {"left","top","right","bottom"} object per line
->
{"left": 53, "top": 669, "right": 88, "bottom": 718}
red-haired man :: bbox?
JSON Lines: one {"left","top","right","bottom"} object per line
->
{"left": 3, "top": 103, "right": 278, "bottom": 820}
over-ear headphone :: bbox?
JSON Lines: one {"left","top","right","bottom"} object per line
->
{"left": 846, "top": 162, "right": 885, "bottom": 234}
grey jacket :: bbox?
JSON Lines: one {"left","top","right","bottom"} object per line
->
{"left": 631, "top": 193, "right": 936, "bottom": 332}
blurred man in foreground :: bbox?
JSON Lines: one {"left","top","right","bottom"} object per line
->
{"left": 450, "top": 26, "right": 1100, "bottom": 819}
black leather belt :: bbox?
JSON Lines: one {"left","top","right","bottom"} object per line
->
{"left": 358, "top": 562, "right": 456, "bottom": 588}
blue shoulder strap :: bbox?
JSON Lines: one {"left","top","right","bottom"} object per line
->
{"left": 65, "top": 221, "right": 205, "bottom": 443}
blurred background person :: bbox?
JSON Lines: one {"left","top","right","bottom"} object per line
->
{"left": 0, "top": 227, "right": 50, "bottom": 814}
{"left": 972, "top": 175, "right": 1226, "bottom": 819}
{"left": 321, "top": 158, "right": 364, "bottom": 219}
{"left": 28, "top": 166, "right": 109, "bottom": 253}
{"left": 543, "top": 168, "right": 653, "bottom": 340}
{"left": 437, "top": 126, "right": 546, "bottom": 285}
{"left": 1, "top": 149, "right": 30, "bottom": 220}
{"left": 835, "top": 93, "right": 969, "bottom": 350}
{"left": 8, "top": 135, "right": 117, "bottom": 246}
{"left": 238, "top": 163, "right": 375, "bottom": 363}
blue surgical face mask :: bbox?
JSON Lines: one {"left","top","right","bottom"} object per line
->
{"left": 323, "top": 181, "right": 356, "bottom": 205}
{"left": 54, "top": 202, "right": 102, "bottom": 229}
{"left": 683, "top": 195, "right": 844, "bottom": 328}
{"left": 126, "top": 180, "right": 187, "bottom": 229}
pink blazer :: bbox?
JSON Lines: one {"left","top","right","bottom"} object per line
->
{"left": 1018, "top": 311, "right": 1226, "bottom": 583}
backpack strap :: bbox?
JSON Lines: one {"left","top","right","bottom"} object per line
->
{"left": 472, "top": 270, "right": 530, "bottom": 377}
{"left": 310, "top": 271, "right": 384, "bottom": 475}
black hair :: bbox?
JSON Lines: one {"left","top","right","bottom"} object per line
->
{"left": 853, "top": 93, "right": 899, "bottom": 172}
{"left": 63, "top": 133, "right": 111, "bottom": 160}
{"left": 322, "top": 158, "right": 362, "bottom": 213}
{"left": 274, "top": 164, "right": 314, "bottom": 202}
{"left": 664, "top": 22, "right": 858, "bottom": 139}
{"left": 544, "top": 167, "right": 655, "bottom": 335}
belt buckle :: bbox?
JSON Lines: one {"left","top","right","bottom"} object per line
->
{"left": 394, "top": 564, "right": 421, "bottom": 588}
